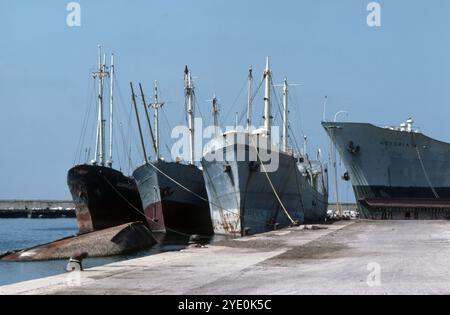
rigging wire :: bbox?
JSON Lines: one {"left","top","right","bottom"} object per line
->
{"left": 222, "top": 78, "right": 248, "bottom": 125}
{"left": 111, "top": 101, "right": 124, "bottom": 172}
{"left": 115, "top": 75, "right": 143, "bottom": 172}
{"left": 74, "top": 72, "right": 96, "bottom": 165}
{"left": 289, "top": 124, "right": 302, "bottom": 156}
{"left": 151, "top": 84, "right": 174, "bottom": 160}
{"left": 112, "top": 77, "right": 130, "bottom": 172}
{"left": 271, "top": 78, "right": 285, "bottom": 139}
{"left": 287, "top": 85, "right": 306, "bottom": 155}
{"left": 290, "top": 87, "right": 306, "bottom": 138}
{"left": 86, "top": 79, "right": 100, "bottom": 163}
{"left": 105, "top": 77, "right": 130, "bottom": 173}
{"left": 237, "top": 75, "right": 266, "bottom": 127}
{"left": 161, "top": 107, "right": 175, "bottom": 158}
{"left": 194, "top": 92, "right": 205, "bottom": 122}
{"left": 177, "top": 100, "right": 186, "bottom": 129}
{"left": 118, "top": 98, "right": 135, "bottom": 174}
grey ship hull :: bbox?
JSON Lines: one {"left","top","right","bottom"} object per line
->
{"left": 133, "top": 161, "right": 213, "bottom": 235}
{"left": 322, "top": 121, "right": 450, "bottom": 219}
{"left": 202, "top": 142, "right": 328, "bottom": 237}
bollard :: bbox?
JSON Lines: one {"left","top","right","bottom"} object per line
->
{"left": 66, "top": 252, "right": 88, "bottom": 272}
{"left": 188, "top": 234, "right": 202, "bottom": 247}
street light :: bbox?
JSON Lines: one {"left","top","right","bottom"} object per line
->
{"left": 332, "top": 110, "right": 348, "bottom": 218}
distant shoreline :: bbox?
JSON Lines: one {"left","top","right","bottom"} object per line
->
{"left": 0, "top": 200, "right": 75, "bottom": 218}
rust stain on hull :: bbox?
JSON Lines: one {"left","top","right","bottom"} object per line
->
{"left": 218, "top": 208, "right": 241, "bottom": 236}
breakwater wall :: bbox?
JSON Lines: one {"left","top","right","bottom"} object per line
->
{"left": 0, "top": 200, "right": 75, "bottom": 218}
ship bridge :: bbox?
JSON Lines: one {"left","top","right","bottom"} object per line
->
{"left": 384, "top": 118, "right": 421, "bottom": 133}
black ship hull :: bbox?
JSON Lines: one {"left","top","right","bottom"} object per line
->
{"left": 67, "top": 164, "right": 146, "bottom": 234}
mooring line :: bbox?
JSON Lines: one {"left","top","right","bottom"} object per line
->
{"left": 249, "top": 136, "right": 298, "bottom": 225}
{"left": 415, "top": 146, "right": 440, "bottom": 199}
{"left": 141, "top": 161, "right": 272, "bottom": 227}
{"left": 101, "top": 173, "right": 193, "bottom": 238}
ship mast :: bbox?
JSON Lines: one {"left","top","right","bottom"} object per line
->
{"left": 94, "top": 113, "right": 100, "bottom": 164}
{"left": 212, "top": 94, "right": 220, "bottom": 138}
{"left": 263, "top": 57, "right": 272, "bottom": 135}
{"left": 130, "top": 82, "right": 148, "bottom": 164}
{"left": 139, "top": 83, "right": 157, "bottom": 158}
{"left": 282, "top": 77, "right": 289, "bottom": 152}
{"left": 107, "top": 54, "right": 115, "bottom": 168}
{"left": 93, "top": 49, "right": 101, "bottom": 164}
{"left": 303, "top": 135, "right": 308, "bottom": 156}
{"left": 184, "top": 66, "right": 195, "bottom": 165}
{"left": 93, "top": 45, "right": 109, "bottom": 166}
{"left": 247, "top": 66, "right": 253, "bottom": 131}
{"left": 151, "top": 80, "right": 164, "bottom": 160}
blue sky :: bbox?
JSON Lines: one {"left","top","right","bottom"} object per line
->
{"left": 1, "top": 0, "right": 450, "bottom": 201}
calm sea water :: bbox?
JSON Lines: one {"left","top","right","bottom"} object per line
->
{"left": 0, "top": 219, "right": 190, "bottom": 286}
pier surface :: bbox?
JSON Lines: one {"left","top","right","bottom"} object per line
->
{"left": 2, "top": 220, "right": 450, "bottom": 295}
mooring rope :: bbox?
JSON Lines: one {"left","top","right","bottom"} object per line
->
{"left": 101, "top": 173, "right": 193, "bottom": 238}
{"left": 415, "top": 145, "right": 440, "bottom": 199}
{"left": 102, "top": 156, "right": 282, "bottom": 238}
{"left": 138, "top": 162, "right": 274, "bottom": 228}
{"left": 102, "top": 164, "right": 268, "bottom": 237}
{"left": 249, "top": 136, "right": 298, "bottom": 225}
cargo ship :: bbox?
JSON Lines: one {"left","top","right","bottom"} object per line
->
{"left": 130, "top": 69, "right": 213, "bottom": 236}
{"left": 322, "top": 118, "right": 450, "bottom": 219}
{"left": 68, "top": 46, "right": 146, "bottom": 234}
{"left": 202, "top": 59, "right": 329, "bottom": 236}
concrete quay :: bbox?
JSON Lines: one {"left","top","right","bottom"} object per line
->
{"left": 2, "top": 220, "right": 450, "bottom": 295}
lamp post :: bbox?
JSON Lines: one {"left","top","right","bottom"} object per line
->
{"left": 332, "top": 110, "right": 348, "bottom": 218}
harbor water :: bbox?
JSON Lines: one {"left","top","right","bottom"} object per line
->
{"left": 0, "top": 219, "right": 191, "bottom": 286}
